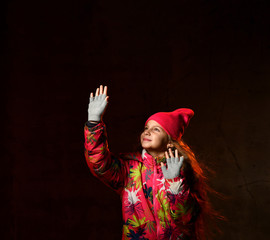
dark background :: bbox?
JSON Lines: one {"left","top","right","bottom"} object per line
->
{"left": 2, "top": 0, "right": 270, "bottom": 239}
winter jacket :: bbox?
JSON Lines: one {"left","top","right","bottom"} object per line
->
{"left": 84, "top": 121, "right": 198, "bottom": 240}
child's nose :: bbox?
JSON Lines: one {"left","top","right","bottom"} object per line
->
{"left": 145, "top": 130, "right": 151, "bottom": 135}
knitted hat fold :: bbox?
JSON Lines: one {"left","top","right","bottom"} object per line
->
{"left": 145, "top": 108, "right": 194, "bottom": 140}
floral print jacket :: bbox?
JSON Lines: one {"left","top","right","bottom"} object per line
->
{"left": 84, "top": 121, "right": 198, "bottom": 240}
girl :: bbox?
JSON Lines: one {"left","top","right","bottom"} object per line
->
{"left": 84, "top": 85, "right": 220, "bottom": 240}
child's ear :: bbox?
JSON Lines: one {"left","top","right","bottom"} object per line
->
{"left": 166, "top": 142, "right": 174, "bottom": 149}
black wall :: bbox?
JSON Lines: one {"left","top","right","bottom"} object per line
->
{"left": 2, "top": 0, "right": 270, "bottom": 239}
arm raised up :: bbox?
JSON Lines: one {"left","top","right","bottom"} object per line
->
{"left": 85, "top": 85, "right": 127, "bottom": 194}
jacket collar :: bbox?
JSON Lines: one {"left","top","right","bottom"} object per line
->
{"left": 141, "top": 149, "right": 166, "bottom": 166}
{"left": 141, "top": 149, "right": 148, "bottom": 160}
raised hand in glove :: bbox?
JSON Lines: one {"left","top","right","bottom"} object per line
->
{"left": 88, "top": 85, "right": 109, "bottom": 122}
{"left": 161, "top": 148, "right": 184, "bottom": 179}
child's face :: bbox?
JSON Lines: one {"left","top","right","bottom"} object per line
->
{"left": 140, "top": 120, "right": 169, "bottom": 155}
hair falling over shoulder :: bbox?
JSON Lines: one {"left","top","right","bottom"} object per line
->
{"left": 173, "top": 138, "right": 226, "bottom": 240}
{"left": 134, "top": 134, "right": 226, "bottom": 240}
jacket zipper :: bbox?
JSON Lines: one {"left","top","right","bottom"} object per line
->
{"left": 153, "top": 158, "right": 159, "bottom": 239}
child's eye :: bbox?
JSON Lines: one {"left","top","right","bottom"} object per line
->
{"left": 154, "top": 128, "right": 160, "bottom": 132}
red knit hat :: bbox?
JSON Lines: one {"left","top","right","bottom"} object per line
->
{"left": 145, "top": 108, "right": 194, "bottom": 140}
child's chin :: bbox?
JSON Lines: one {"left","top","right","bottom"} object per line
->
{"left": 141, "top": 143, "right": 151, "bottom": 148}
{"left": 142, "top": 145, "right": 155, "bottom": 151}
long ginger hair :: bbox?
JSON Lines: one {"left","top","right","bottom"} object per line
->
{"left": 170, "top": 137, "right": 225, "bottom": 240}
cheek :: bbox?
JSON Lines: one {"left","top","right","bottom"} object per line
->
{"left": 157, "top": 134, "right": 168, "bottom": 146}
{"left": 153, "top": 135, "right": 162, "bottom": 145}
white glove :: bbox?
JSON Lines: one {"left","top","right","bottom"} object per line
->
{"left": 161, "top": 148, "right": 184, "bottom": 179}
{"left": 88, "top": 85, "right": 109, "bottom": 121}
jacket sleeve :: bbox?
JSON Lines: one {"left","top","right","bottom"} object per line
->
{"left": 84, "top": 121, "right": 127, "bottom": 194}
{"left": 164, "top": 171, "right": 199, "bottom": 226}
